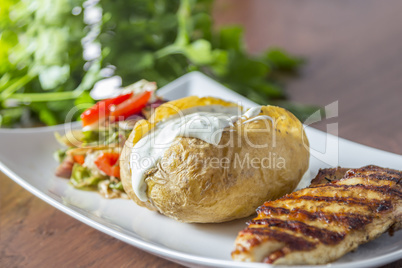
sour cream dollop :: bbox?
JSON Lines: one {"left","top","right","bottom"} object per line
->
{"left": 130, "top": 105, "right": 268, "bottom": 201}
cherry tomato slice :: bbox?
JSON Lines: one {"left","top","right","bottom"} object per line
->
{"left": 80, "top": 92, "right": 133, "bottom": 127}
{"left": 110, "top": 91, "right": 152, "bottom": 121}
{"left": 72, "top": 155, "right": 86, "bottom": 165}
{"left": 94, "top": 152, "right": 120, "bottom": 178}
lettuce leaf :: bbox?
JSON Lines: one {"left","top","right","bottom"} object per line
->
{"left": 70, "top": 163, "right": 102, "bottom": 189}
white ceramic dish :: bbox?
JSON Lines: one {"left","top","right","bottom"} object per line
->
{"left": 0, "top": 72, "right": 401, "bottom": 268}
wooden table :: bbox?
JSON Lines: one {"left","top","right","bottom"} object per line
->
{"left": 1, "top": 1, "right": 401, "bottom": 267}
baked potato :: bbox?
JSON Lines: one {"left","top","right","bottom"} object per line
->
{"left": 120, "top": 96, "right": 309, "bottom": 223}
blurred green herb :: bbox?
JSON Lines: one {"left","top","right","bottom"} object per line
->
{"left": 0, "top": 0, "right": 101, "bottom": 127}
{"left": 1, "top": 0, "right": 316, "bottom": 127}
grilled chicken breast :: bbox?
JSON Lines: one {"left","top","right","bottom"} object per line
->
{"left": 232, "top": 165, "right": 402, "bottom": 265}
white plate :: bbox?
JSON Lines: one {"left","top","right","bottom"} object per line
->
{"left": 0, "top": 72, "right": 401, "bottom": 268}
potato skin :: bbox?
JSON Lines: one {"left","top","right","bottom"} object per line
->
{"left": 120, "top": 105, "right": 309, "bottom": 223}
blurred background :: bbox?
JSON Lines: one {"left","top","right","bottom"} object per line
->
{"left": 2, "top": 0, "right": 401, "bottom": 154}
{"left": 1, "top": 1, "right": 401, "bottom": 267}
{"left": 0, "top": 0, "right": 313, "bottom": 128}
{"left": 214, "top": 0, "right": 402, "bottom": 155}
{"left": 2, "top": 0, "right": 401, "bottom": 155}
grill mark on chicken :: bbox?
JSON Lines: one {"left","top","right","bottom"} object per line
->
{"left": 240, "top": 228, "right": 317, "bottom": 251}
{"left": 280, "top": 195, "right": 393, "bottom": 212}
{"left": 257, "top": 206, "right": 374, "bottom": 230}
{"left": 310, "top": 165, "right": 402, "bottom": 186}
{"left": 345, "top": 166, "right": 402, "bottom": 179}
{"left": 309, "top": 184, "right": 402, "bottom": 198}
{"left": 249, "top": 218, "right": 346, "bottom": 245}
{"left": 345, "top": 173, "right": 402, "bottom": 184}
{"left": 347, "top": 165, "right": 401, "bottom": 174}
{"left": 232, "top": 165, "right": 402, "bottom": 265}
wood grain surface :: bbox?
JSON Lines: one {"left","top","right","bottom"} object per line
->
{"left": 1, "top": 1, "right": 401, "bottom": 267}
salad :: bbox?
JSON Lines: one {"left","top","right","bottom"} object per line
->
{"left": 54, "top": 80, "right": 165, "bottom": 198}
